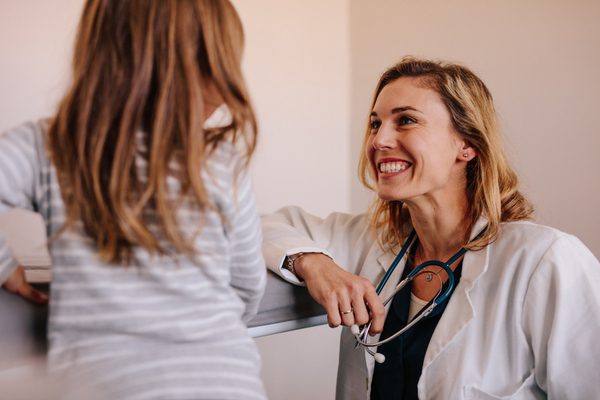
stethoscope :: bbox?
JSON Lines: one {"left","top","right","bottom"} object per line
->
{"left": 351, "top": 227, "right": 487, "bottom": 364}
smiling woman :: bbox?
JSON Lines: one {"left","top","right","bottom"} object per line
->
{"left": 359, "top": 59, "right": 531, "bottom": 255}
{"left": 261, "top": 56, "right": 600, "bottom": 400}
{"left": 366, "top": 79, "right": 472, "bottom": 202}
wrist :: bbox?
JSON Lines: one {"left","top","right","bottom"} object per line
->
{"left": 285, "top": 253, "right": 306, "bottom": 281}
{"left": 293, "top": 253, "right": 330, "bottom": 281}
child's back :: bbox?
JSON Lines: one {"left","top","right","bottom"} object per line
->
{"left": 0, "top": 1, "right": 267, "bottom": 398}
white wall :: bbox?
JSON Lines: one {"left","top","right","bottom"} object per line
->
{"left": 232, "top": 1, "right": 350, "bottom": 398}
{"left": 0, "top": 0, "right": 81, "bottom": 129}
{"left": 233, "top": 0, "right": 352, "bottom": 216}
{"left": 349, "top": 0, "right": 600, "bottom": 257}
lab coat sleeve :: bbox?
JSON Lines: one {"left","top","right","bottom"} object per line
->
{"left": 227, "top": 168, "right": 267, "bottom": 324}
{"left": 261, "top": 206, "right": 374, "bottom": 284}
{"left": 0, "top": 123, "right": 43, "bottom": 284}
{"left": 522, "top": 234, "right": 600, "bottom": 398}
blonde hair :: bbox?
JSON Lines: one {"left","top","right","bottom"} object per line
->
{"left": 48, "top": 0, "right": 257, "bottom": 263}
{"left": 358, "top": 56, "right": 533, "bottom": 250}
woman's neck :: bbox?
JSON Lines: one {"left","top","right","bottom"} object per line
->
{"left": 405, "top": 194, "right": 471, "bottom": 262}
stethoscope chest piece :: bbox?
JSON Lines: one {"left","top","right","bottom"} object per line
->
{"left": 351, "top": 227, "right": 487, "bottom": 363}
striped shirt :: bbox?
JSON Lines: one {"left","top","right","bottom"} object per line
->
{"left": 0, "top": 114, "right": 267, "bottom": 399}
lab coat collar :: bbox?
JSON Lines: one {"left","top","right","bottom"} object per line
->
{"left": 376, "top": 217, "right": 489, "bottom": 276}
{"left": 375, "top": 228, "right": 411, "bottom": 273}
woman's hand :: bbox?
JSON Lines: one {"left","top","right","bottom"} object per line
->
{"left": 2, "top": 266, "right": 48, "bottom": 305}
{"left": 295, "top": 253, "right": 385, "bottom": 334}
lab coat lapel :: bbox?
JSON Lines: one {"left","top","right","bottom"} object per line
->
{"left": 421, "top": 218, "right": 490, "bottom": 371}
{"left": 363, "top": 240, "right": 409, "bottom": 290}
{"left": 361, "top": 245, "right": 410, "bottom": 381}
{"left": 375, "top": 245, "right": 410, "bottom": 301}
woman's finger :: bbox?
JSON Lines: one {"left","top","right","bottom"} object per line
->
{"left": 348, "top": 278, "right": 373, "bottom": 326}
{"left": 364, "top": 287, "right": 385, "bottom": 334}
{"left": 350, "top": 299, "right": 370, "bottom": 326}
{"left": 323, "top": 295, "right": 342, "bottom": 328}
{"left": 338, "top": 293, "right": 355, "bottom": 327}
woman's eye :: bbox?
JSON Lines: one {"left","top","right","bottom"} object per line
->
{"left": 398, "top": 116, "right": 415, "bottom": 125}
{"left": 370, "top": 120, "right": 381, "bottom": 130}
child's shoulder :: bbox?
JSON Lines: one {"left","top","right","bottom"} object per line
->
{"left": 1, "top": 119, "right": 48, "bottom": 144}
{"left": 0, "top": 119, "right": 49, "bottom": 162}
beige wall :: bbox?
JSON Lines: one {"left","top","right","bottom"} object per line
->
{"left": 0, "top": 0, "right": 82, "bottom": 130}
{"left": 234, "top": 0, "right": 352, "bottom": 216}
{"left": 349, "top": 0, "right": 600, "bottom": 256}
{"left": 232, "top": 1, "right": 349, "bottom": 398}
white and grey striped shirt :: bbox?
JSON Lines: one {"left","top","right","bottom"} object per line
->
{"left": 0, "top": 115, "right": 267, "bottom": 399}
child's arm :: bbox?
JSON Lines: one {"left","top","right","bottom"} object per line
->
{"left": 0, "top": 122, "right": 48, "bottom": 303}
{"left": 227, "top": 169, "right": 266, "bottom": 323}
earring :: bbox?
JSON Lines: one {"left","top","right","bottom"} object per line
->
{"left": 463, "top": 153, "right": 469, "bottom": 159}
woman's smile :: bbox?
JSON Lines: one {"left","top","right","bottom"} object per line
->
{"left": 376, "top": 157, "right": 412, "bottom": 177}
{"left": 366, "top": 77, "right": 470, "bottom": 202}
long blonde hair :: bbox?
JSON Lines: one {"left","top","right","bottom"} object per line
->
{"left": 358, "top": 57, "right": 533, "bottom": 250}
{"left": 48, "top": 0, "right": 257, "bottom": 263}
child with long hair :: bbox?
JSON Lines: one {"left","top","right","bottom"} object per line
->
{"left": 0, "top": 1, "right": 267, "bottom": 398}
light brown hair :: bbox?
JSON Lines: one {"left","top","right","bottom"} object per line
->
{"left": 358, "top": 56, "right": 533, "bottom": 250}
{"left": 48, "top": 0, "right": 256, "bottom": 263}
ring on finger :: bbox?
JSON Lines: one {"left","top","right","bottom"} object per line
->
{"left": 341, "top": 308, "right": 353, "bottom": 315}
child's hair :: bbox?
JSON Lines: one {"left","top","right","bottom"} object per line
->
{"left": 47, "top": 0, "right": 257, "bottom": 263}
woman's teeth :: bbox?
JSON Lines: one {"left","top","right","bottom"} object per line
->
{"left": 378, "top": 162, "right": 409, "bottom": 173}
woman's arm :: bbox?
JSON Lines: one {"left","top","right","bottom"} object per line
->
{"left": 522, "top": 234, "right": 600, "bottom": 397}
{"left": 261, "top": 206, "right": 385, "bottom": 333}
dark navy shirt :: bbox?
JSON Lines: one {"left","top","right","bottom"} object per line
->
{"left": 370, "top": 257, "right": 463, "bottom": 400}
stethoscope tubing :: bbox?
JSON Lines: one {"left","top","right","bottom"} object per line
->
{"left": 353, "top": 227, "right": 487, "bottom": 350}
{"left": 355, "top": 260, "right": 454, "bottom": 348}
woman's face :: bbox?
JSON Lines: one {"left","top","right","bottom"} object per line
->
{"left": 366, "top": 77, "right": 472, "bottom": 203}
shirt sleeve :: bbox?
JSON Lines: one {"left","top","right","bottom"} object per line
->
{"left": 522, "top": 234, "right": 600, "bottom": 398}
{"left": 226, "top": 168, "right": 267, "bottom": 324}
{"left": 0, "top": 122, "right": 44, "bottom": 284}
{"left": 261, "top": 206, "right": 374, "bottom": 284}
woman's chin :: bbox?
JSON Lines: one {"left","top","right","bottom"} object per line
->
{"left": 376, "top": 190, "right": 408, "bottom": 202}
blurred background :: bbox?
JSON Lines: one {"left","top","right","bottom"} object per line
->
{"left": 1, "top": 0, "right": 599, "bottom": 398}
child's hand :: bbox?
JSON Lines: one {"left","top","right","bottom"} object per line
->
{"left": 2, "top": 266, "right": 48, "bottom": 305}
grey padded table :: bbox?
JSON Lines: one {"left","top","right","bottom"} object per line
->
{"left": 0, "top": 271, "right": 326, "bottom": 367}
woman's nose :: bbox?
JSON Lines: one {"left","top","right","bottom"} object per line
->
{"left": 372, "top": 123, "right": 396, "bottom": 150}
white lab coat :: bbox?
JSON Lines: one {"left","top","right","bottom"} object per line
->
{"left": 261, "top": 206, "right": 600, "bottom": 399}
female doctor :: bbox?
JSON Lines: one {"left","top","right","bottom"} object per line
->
{"left": 261, "top": 57, "right": 600, "bottom": 399}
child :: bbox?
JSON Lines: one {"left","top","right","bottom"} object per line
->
{"left": 0, "top": 1, "right": 267, "bottom": 398}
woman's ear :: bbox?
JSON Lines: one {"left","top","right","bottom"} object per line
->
{"left": 458, "top": 141, "right": 477, "bottom": 162}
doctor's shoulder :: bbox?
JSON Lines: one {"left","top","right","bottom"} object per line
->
{"left": 490, "top": 220, "right": 598, "bottom": 273}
